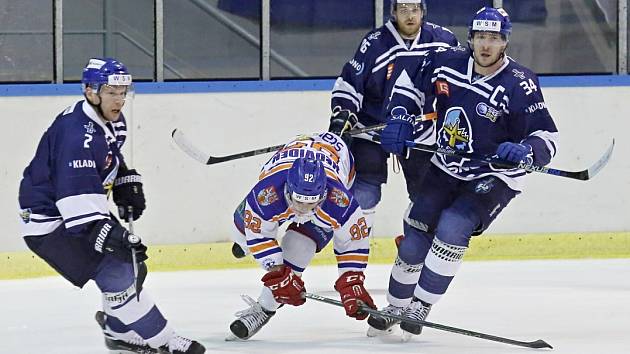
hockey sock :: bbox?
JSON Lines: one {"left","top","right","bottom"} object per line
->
{"left": 414, "top": 238, "right": 467, "bottom": 304}
{"left": 386, "top": 224, "right": 432, "bottom": 307}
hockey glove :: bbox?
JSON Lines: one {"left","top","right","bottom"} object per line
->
{"left": 89, "top": 219, "right": 148, "bottom": 263}
{"left": 328, "top": 106, "right": 358, "bottom": 145}
{"left": 261, "top": 265, "right": 306, "bottom": 306}
{"left": 380, "top": 107, "right": 415, "bottom": 156}
{"left": 496, "top": 142, "right": 533, "bottom": 164}
{"left": 334, "top": 271, "right": 376, "bottom": 320}
{"left": 113, "top": 168, "right": 146, "bottom": 221}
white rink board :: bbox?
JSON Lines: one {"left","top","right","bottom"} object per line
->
{"left": 1, "top": 86, "right": 628, "bottom": 251}
{"left": 1, "top": 259, "right": 629, "bottom": 354}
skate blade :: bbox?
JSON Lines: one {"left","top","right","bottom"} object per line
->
{"left": 225, "top": 332, "right": 246, "bottom": 342}
{"left": 366, "top": 326, "right": 394, "bottom": 337}
{"left": 401, "top": 330, "right": 414, "bottom": 342}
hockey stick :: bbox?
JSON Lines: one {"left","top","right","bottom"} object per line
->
{"left": 400, "top": 139, "right": 615, "bottom": 181}
{"left": 125, "top": 207, "right": 140, "bottom": 302}
{"left": 171, "top": 113, "right": 436, "bottom": 165}
{"left": 120, "top": 205, "right": 140, "bottom": 302}
{"left": 304, "top": 293, "right": 552, "bottom": 349}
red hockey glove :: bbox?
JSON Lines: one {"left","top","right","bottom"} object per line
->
{"left": 261, "top": 265, "right": 306, "bottom": 306}
{"left": 334, "top": 271, "right": 376, "bottom": 320}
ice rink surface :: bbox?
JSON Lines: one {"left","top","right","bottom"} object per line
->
{"left": 2, "top": 259, "right": 629, "bottom": 354}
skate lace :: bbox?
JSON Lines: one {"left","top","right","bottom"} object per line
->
{"left": 382, "top": 305, "right": 402, "bottom": 316}
{"left": 127, "top": 333, "right": 147, "bottom": 346}
{"left": 167, "top": 335, "right": 193, "bottom": 351}
{"left": 405, "top": 301, "right": 431, "bottom": 321}
{"left": 235, "top": 295, "right": 270, "bottom": 332}
{"left": 380, "top": 305, "right": 402, "bottom": 324}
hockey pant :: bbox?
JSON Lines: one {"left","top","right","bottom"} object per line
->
{"left": 387, "top": 165, "right": 517, "bottom": 306}
{"left": 350, "top": 139, "right": 433, "bottom": 238}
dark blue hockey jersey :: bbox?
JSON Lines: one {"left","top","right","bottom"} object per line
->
{"left": 331, "top": 20, "right": 458, "bottom": 141}
{"left": 387, "top": 46, "right": 559, "bottom": 191}
{"left": 19, "top": 100, "right": 127, "bottom": 236}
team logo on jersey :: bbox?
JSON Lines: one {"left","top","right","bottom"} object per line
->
{"left": 436, "top": 80, "right": 450, "bottom": 97}
{"left": 437, "top": 107, "right": 473, "bottom": 171}
{"left": 476, "top": 102, "right": 502, "bottom": 122}
{"left": 450, "top": 46, "right": 467, "bottom": 52}
{"left": 257, "top": 186, "right": 279, "bottom": 206}
{"left": 367, "top": 31, "right": 381, "bottom": 41}
{"left": 262, "top": 259, "right": 277, "bottom": 270}
{"left": 69, "top": 159, "right": 96, "bottom": 169}
{"left": 525, "top": 102, "right": 547, "bottom": 114}
{"left": 84, "top": 122, "right": 96, "bottom": 134}
{"left": 512, "top": 69, "right": 526, "bottom": 80}
{"left": 474, "top": 177, "right": 496, "bottom": 194}
{"left": 328, "top": 187, "right": 349, "bottom": 207}
{"left": 349, "top": 59, "right": 364, "bottom": 76}
{"left": 386, "top": 63, "right": 395, "bottom": 80}
{"left": 19, "top": 208, "right": 32, "bottom": 224}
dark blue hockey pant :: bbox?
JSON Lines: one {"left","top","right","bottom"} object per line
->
{"left": 350, "top": 138, "right": 432, "bottom": 210}
{"left": 389, "top": 164, "right": 518, "bottom": 304}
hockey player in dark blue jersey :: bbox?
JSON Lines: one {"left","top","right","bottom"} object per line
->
{"left": 329, "top": 0, "right": 459, "bottom": 241}
{"left": 18, "top": 58, "right": 205, "bottom": 354}
{"left": 369, "top": 7, "right": 559, "bottom": 339}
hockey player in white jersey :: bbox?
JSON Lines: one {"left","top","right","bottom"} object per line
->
{"left": 18, "top": 58, "right": 205, "bottom": 353}
{"left": 328, "top": 0, "right": 458, "bottom": 242}
{"left": 370, "top": 7, "right": 559, "bottom": 339}
{"left": 228, "top": 132, "right": 376, "bottom": 340}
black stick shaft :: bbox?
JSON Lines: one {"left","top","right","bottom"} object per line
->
{"left": 126, "top": 207, "right": 140, "bottom": 302}
{"left": 172, "top": 113, "right": 436, "bottom": 165}
{"left": 399, "top": 139, "right": 614, "bottom": 181}
{"left": 304, "top": 293, "right": 552, "bottom": 349}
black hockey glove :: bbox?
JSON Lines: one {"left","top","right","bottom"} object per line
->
{"left": 89, "top": 219, "right": 148, "bottom": 263}
{"left": 328, "top": 106, "right": 358, "bottom": 146}
{"left": 113, "top": 168, "right": 145, "bottom": 221}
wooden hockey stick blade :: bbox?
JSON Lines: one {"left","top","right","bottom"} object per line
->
{"left": 304, "top": 293, "right": 553, "bottom": 349}
{"left": 172, "top": 128, "right": 285, "bottom": 165}
{"left": 171, "top": 128, "right": 212, "bottom": 164}
{"left": 404, "top": 138, "right": 614, "bottom": 181}
{"left": 172, "top": 117, "right": 435, "bottom": 165}
{"left": 582, "top": 138, "right": 615, "bottom": 180}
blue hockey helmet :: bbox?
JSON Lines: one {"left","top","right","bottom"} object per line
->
{"left": 81, "top": 57, "right": 132, "bottom": 92}
{"left": 468, "top": 7, "right": 512, "bottom": 42}
{"left": 391, "top": 0, "right": 427, "bottom": 20}
{"left": 286, "top": 157, "right": 327, "bottom": 204}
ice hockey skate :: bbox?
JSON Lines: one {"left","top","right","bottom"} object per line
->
{"left": 226, "top": 295, "right": 276, "bottom": 341}
{"left": 95, "top": 311, "right": 157, "bottom": 354}
{"left": 366, "top": 304, "right": 403, "bottom": 337}
{"left": 158, "top": 335, "right": 206, "bottom": 354}
{"left": 400, "top": 298, "right": 432, "bottom": 341}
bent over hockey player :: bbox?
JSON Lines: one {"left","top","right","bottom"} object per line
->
{"left": 228, "top": 132, "right": 376, "bottom": 340}
{"left": 371, "top": 8, "right": 559, "bottom": 339}
{"left": 328, "top": 0, "right": 458, "bottom": 240}
{"left": 18, "top": 58, "right": 205, "bottom": 354}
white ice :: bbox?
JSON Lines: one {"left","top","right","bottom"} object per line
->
{"left": 1, "top": 259, "right": 629, "bottom": 354}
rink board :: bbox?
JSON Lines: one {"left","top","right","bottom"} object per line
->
{"left": 1, "top": 232, "right": 629, "bottom": 280}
